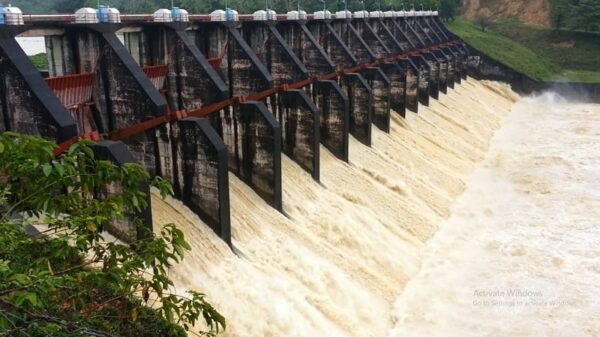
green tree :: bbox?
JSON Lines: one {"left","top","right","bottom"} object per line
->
{"left": 0, "top": 133, "right": 225, "bottom": 337}
{"left": 474, "top": 7, "right": 492, "bottom": 31}
{"left": 570, "top": 0, "right": 600, "bottom": 32}
{"left": 439, "top": 0, "right": 461, "bottom": 22}
{"left": 550, "top": 0, "right": 569, "bottom": 30}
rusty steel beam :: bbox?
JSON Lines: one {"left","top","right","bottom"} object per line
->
{"left": 52, "top": 39, "right": 461, "bottom": 154}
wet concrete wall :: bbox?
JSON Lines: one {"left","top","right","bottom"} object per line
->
{"left": 371, "top": 18, "right": 403, "bottom": 54}
{"left": 240, "top": 22, "right": 322, "bottom": 180}
{"left": 172, "top": 118, "right": 231, "bottom": 246}
{"left": 341, "top": 73, "right": 372, "bottom": 145}
{"left": 412, "top": 55, "right": 431, "bottom": 107}
{"left": 312, "top": 80, "right": 349, "bottom": 162}
{"left": 331, "top": 20, "right": 375, "bottom": 64}
{"left": 192, "top": 23, "right": 283, "bottom": 208}
{"left": 363, "top": 67, "right": 391, "bottom": 132}
{"left": 424, "top": 53, "right": 440, "bottom": 99}
{"left": 138, "top": 27, "right": 229, "bottom": 111}
{"left": 0, "top": 34, "right": 76, "bottom": 142}
{"left": 352, "top": 19, "right": 390, "bottom": 59}
{"left": 277, "top": 22, "right": 336, "bottom": 77}
{"left": 405, "top": 58, "right": 420, "bottom": 113}
{"left": 95, "top": 32, "right": 167, "bottom": 175}
{"left": 306, "top": 21, "right": 357, "bottom": 69}
{"left": 380, "top": 61, "right": 407, "bottom": 118}
{"left": 433, "top": 50, "right": 449, "bottom": 94}
{"left": 279, "top": 89, "right": 320, "bottom": 181}
{"left": 221, "top": 101, "right": 282, "bottom": 210}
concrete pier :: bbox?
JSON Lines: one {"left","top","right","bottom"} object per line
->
{"left": 313, "top": 80, "right": 349, "bottom": 162}
{"left": 173, "top": 118, "right": 231, "bottom": 246}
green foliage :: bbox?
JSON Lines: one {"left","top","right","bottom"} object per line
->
{"left": 438, "top": 0, "right": 461, "bottom": 21}
{"left": 568, "top": 0, "right": 600, "bottom": 32}
{"left": 550, "top": 0, "right": 600, "bottom": 32}
{"left": 0, "top": 133, "right": 225, "bottom": 337}
{"left": 491, "top": 20, "right": 600, "bottom": 75}
{"left": 446, "top": 19, "right": 600, "bottom": 83}
{"left": 29, "top": 53, "right": 48, "bottom": 71}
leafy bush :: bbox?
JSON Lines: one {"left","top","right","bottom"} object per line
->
{"left": 29, "top": 53, "right": 48, "bottom": 71}
{"left": 0, "top": 132, "right": 225, "bottom": 337}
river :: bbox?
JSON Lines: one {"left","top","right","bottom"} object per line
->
{"left": 387, "top": 92, "right": 600, "bottom": 337}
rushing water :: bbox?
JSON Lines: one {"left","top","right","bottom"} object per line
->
{"left": 151, "top": 79, "right": 522, "bottom": 337}
{"left": 387, "top": 92, "right": 600, "bottom": 337}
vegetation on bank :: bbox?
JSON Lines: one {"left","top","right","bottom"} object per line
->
{"left": 446, "top": 19, "right": 600, "bottom": 83}
{"left": 549, "top": 0, "right": 600, "bottom": 32}
{"left": 0, "top": 133, "right": 225, "bottom": 337}
{"left": 29, "top": 53, "right": 48, "bottom": 71}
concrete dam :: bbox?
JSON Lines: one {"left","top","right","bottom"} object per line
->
{"left": 8, "top": 7, "right": 598, "bottom": 337}
{"left": 0, "top": 7, "right": 475, "bottom": 244}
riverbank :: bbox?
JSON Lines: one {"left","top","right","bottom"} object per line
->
{"left": 446, "top": 19, "right": 600, "bottom": 84}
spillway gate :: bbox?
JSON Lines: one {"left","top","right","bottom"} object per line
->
{"left": 0, "top": 9, "right": 477, "bottom": 246}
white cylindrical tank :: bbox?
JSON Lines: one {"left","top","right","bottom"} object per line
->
{"left": 313, "top": 10, "right": 331, "bottom": 19}
{"left": 253, "top": 10, "right": 267, "bottom": 21}
{"left": 181, "top": 8, "right": 189, "bottom": 21}
{"left": 4, "top": 6, "right": 23, "bottom": 25}
{"left": 432, "top": 10, "right": 439, "bottom": 16}
{"left": 383, "top": 11, "right": 395, "bottom": 17}
{"left": 226, "top": 8, "right": 239, "bottom": 21}
{"left": 335, "top": 10, "right": 351, "bottom": 19}
{"left": 353, "top": 10, "right": 368, "bottom": 18}
{"left": 369, "top": 10, "right": 383, "bottom": 18}
{"left": 75, "top": 7, "right": 98, "bottom": 24}
{"left": 172, "top": 7, "right": 189, "bottom": 22}
{"left": 407, "top": 10, "right": 415, "bottom": 17}
{"left": 210, "top": 9, "right": 226, "bottom": 21}
{"left": 287, "top": 10, "right": 299, "bottom": 20}
{"left": 266, "top": 9, "right": 276, "bottom": 20}
{"left": 153, "top": 8, "right": 172, "bottom": 22}
{"left": 107, "top": 7, "right": 120, "bottom": 23}
{"left": 298, "top": 10, "right": 307, "bottom": 20}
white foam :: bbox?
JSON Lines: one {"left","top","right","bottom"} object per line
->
{"left": 151, "top": 79, "right": 518, "bottom": 336}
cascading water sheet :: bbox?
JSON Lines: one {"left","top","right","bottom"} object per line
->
{"left": 152, "top": 79, "right": 517, "bottom": 337}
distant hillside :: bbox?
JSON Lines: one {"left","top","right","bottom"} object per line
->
{"left": 462, "top": 0, "right": 551, "bottom": 26}
{"left": 447, "top": 19, "right": 600, "bottom": 83}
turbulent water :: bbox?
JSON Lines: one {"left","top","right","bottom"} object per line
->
{"left": 151, "top": 79, "right": 525, "bottom": 337}
{"left": 387, "top": 93, "right": 600, "bottom": 337}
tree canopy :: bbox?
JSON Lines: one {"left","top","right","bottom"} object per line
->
{"left": 0, "top": 132, "right": 225, "bottom": 337}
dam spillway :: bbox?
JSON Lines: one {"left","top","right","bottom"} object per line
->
{"left": 2, "top": 6, "right": 598, "bottom": 337}
{"left": 0, "top": 7, "right": 475, "bottom": 244}
{"left": 152, "top": 79, "right": 518, "bottom": 337}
